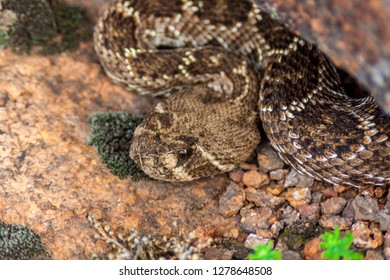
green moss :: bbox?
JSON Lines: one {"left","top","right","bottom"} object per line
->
{"left": 0, "top": 221, "right": 49, "bottom": 260}
{"left": 279, "top": 220, "right": 321, "bottom": 251}
{"left": 0, "top": 0, "right": 91, "bottom": 53}
{"left": 0, "top": 30, "right": 9, "bottom": 46}
{"left": 45, "top": 1, "right": 91, "bottom": 54}
{"left": 88, "top": 112, "right": 149, "bottom": 181}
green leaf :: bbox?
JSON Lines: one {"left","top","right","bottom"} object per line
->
{"left": 320, "top": 227, "right": 363, "bottom": 260}
{"left": 249, "top": 241, "right": 282, "bottom": 260}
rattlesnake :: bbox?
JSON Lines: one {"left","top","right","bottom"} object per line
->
{"left": 94, "top": 0, "right": 390, "bottom": 187}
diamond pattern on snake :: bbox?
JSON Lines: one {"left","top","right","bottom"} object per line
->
{"left": 94, "top": 0, "right": 390, "bottom": 187}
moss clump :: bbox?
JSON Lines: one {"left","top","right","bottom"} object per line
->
{"left": 45, "top": 1, "right": 91, "bottom": 54}
{"left": 88, "top": 112, "right": 149, "bottom": 181}
{"left": 0, "top": 221, "right": 49, "bottom": 260}
{"left": 279, "top": 219, "right": 321, "bottom": 251}
{"left": 0, "top": 0, "right": 90, "bottom": 53}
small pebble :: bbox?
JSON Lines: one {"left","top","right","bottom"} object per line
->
{"left": 205, "top": 248, "right": 233, "bottom": 260}
{"left": 280, "top": 205, "right": 300, "bottom": 226}
{"left": 282, "top": 250, "right": 302, "bottom": 260}
{"left": 302, "top": 237, "right": 324, "bottom": 260}
{"left": 228, "top": 168, "right": 244, "bottom": 183}
{"left": 218, "top": 182, "right": 245, "bottom": 217}
{"left": 351, "top": 221, "right": 380, "bottom": 249}
{"left": 270, "top": 221, "right": 284, "bottom": 237}
{"left": 284, "top": 169, "right": 314, "bottom": 188}
{"left": 311, "top": 191, "right": 323, "bottom": 204}
{"left": 242, "top": 170, "right": 270, "bottom": 188}
{"left": 255, "top": 229, "right": 273, "bottom": 239}
{"left": 283, "top": 187, "right": 312, "bottom": 208}
{"left": 240, "top": 207, "right": 276, "bottom": 232}
{"left": 376, "top": 201, "right": 390, "bottom": 231}
{"left": 265, "top": 182, "right": 284, "bottom": 196}
{"left": 319, "top": 214, "right": 352, "bottom": 230}
{"left": 245, "top": 187, "right": 285, "bottom": 209}
{"left": 352, "top": 196, "right": 379, "bottom": 221}
{"left": 341, "top": 199, "right": 355, "bottom": 220}
{"left": 244, "top": 233, "right": 270, "bottom": 249}
{"left": 269, "top": 169, "right": 289, "bottom": 181}
{"left": 297, "top": 203, "right": 320, "bottom": 221}
{"left": 320, "top": 197, "right": 347, "bottom": 215}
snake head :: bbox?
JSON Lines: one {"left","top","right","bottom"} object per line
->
{"left": 129, "top": 93, "right": 260, "bottom": 181}
{"left": 130, "top": 108, "right": 229, "bottom": 181}
{"left": 129, "top": 80, "right": 262, "bottom": 182}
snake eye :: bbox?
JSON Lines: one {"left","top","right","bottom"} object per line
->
{"left": 178, "top": 149, "right": 189, "bottom": 158}
{"left": 177, "top": 149, "right": 193, "bottom": 164}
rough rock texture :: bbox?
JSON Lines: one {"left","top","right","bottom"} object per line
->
{"left": 0, "top": 0, "right": 389, "bottom": 260}
{"left": 255, "top": 0, "right": 390, "bottom": 112}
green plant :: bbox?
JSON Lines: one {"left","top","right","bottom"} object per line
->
{"left": 320, "top": 227, "right": 363, "bottom": 260}
{"left": 248, "top": 241, "right": 281, "bottom": 260}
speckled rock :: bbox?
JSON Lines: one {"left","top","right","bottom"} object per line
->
{"left": 265, "top": 182, "right": 284, "bottom": 196}
{"left": 245, "top": 187, "right": 285, "bottom": 209}
{"left": 341, "top": 200, "right": 355, "bottom": 220}
{"left": 351, "top": 195, "right": 390, "bottom": 230}
{"left": 352, "top": 196, "right": 380, "bottom": 221}
{"left": 284, "top": 169, "right": 314, "bottom": 188}
{"left": 376, "top": 201, "right": 390, "bottom": 231}
{"left": 302, "top": 237, "right": 324, "bottom": 260}
{"left": 244, "top": 233, "right": 270, "bottom": 248}
{"left": 219, "top": 182, "right": 245, "bottom": 217}
{"left": 297, "top": 203, "right": 320, "bottom": 221}
{"left": 283, "top": 187, "right": 312, "bottom": 208}
{"left": 269, "top": 169, "right": 289, "bottom": 181}
{"left": 321, "top": 197, "right": 347, "bottom": 215}
{"left": 351, "top": 221, "right": 382, "bottom": 249}
{"left": 319, "top": 214, "right": 352, "bottom": 230}
{"left": 242, "top": 170, "right": 270, "bottom": 188}
{"left": 279, "top": 205, "right": 300, "bottom": 226}
{"left": 240, "top": 207, "right": 276, "bottom": 232}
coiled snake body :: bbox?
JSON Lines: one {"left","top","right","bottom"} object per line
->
{"left": 94, "top": 0, "right": 390, "bottom": 187}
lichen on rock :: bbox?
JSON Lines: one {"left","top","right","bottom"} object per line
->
{"left": 88, "top": 112, "right": 149, "bottom": 181}
{"left": 0, "top": 0, "right": 90, "bottom": 53}
{"left": 0, "top": 221, "right": 49, "bottom": 260}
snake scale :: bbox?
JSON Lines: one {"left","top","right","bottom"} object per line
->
{"left": 94, "top": 0, "right": 390, "bottom": 187}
